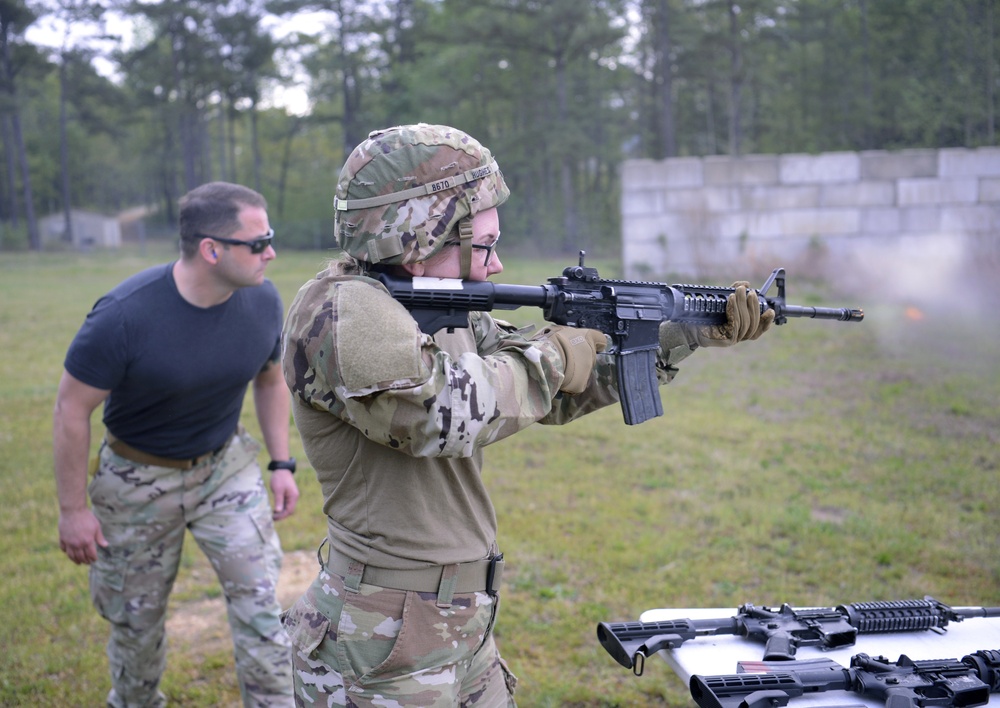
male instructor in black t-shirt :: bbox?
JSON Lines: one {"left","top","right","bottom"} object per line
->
{"left": 53, "top": 181, "right": 298, "bottom": 707}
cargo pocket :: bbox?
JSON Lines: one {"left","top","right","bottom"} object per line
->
{"left": 248, "top": 500, "right": 278, "bottom": 544}
{"left": 282, "top": 593, "right": 332, "bottom": 658}
{"left": 336, "top": 586, "right": 407, "bottom": 688}
{"left": 246, "top": 500, "right": 283, "bottom": 587}
{"left": 90, "top": 547, "right": 129, "bottom": 625}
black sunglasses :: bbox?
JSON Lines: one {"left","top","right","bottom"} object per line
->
{"left": 470, "top": 233, "right": 501, "bottom": 267}
{"left": 197, "top": 229, "right": 274, "bottom": 254}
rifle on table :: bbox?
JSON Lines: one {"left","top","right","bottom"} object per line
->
{"left": 689, "top": 649, "right": 1000, "bottom": 708}
{"left": 376, "top": 253, "right": 863, "bottom": 425}
{"left": 598, "top": 597, "right": 1000, "bottom": 675}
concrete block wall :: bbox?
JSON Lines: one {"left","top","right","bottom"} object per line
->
{"left": 621, "top": 147, "right": 1000, "bottom": 280}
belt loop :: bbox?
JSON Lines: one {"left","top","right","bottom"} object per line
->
{"left": 322, "top": 539, "right": 364, "bottom": 593}
{"left": 344, "top": 559, "right": 364, "bottom": 594}
{"left": 435, "top": 564, "right": 459, "bottom": 608}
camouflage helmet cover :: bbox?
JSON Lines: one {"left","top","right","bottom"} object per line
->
{"left": 334, "top": 123, "right": 510, "bottom": 265}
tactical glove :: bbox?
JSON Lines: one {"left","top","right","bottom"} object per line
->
{"left": 684, "top": 281, "right": 775, "bottom": 347}
{"left": 533, "top": 325, "right": 607, "bottom": 394}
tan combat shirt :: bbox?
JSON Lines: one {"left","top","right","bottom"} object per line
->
{"left": 282, "top": 259, "right": 653, "bottom": 569}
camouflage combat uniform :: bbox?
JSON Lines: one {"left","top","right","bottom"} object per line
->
{"left": 61, "top": 256, "right": 294, "bottom": 707}
{"left": 278, "top": 123, "right": 692, "bottom": 707}
{"left": 89, "top": 428, "right": 291, "bottom": 708}
{"left": 279, "top": 258, "right": 684, "bottom": 707}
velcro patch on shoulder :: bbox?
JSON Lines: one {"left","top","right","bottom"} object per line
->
{"left": 336, "top": 280, "right": 428, "bottom": 394}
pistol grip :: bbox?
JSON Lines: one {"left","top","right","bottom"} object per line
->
{"left": 762, "top": 633, "right": 796, "bottom": 661}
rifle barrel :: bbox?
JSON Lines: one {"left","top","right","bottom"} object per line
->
{"left": 955, "top": 606, "right": 1000, "bottom": 619}
{"left": 779, "top": 304, "right": 864, "bottom": 321}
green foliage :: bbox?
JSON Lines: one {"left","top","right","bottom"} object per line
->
{"left": 4, "top": 1, "right": 998, "bottom": 254}
{"left": 2, "top": 248, "right": 999, "bottom": 706}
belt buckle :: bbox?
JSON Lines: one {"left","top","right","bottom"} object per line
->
{"left": 486, "top": 552, "right": 503, "bottom": 597}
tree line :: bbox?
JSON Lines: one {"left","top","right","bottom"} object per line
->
{"left": 2, "top": 0, "right": 997, "bottom": 253}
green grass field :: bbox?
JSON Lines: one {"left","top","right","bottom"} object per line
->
{"left": 1, "top": 244, "right": 998, "bottom": 706}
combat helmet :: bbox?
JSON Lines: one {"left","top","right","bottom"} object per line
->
{"left": 334, "top": 123, "right": 509, "bottom": 277}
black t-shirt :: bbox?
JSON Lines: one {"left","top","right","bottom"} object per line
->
{"left": 65, "top": 262, "right": 283, "bottom": 458}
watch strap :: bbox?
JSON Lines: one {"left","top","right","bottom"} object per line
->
{"left": 267, "top": 458, "right": 297, "bottom": 474}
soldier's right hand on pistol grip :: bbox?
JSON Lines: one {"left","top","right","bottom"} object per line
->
{"left": 533, "top": 325, "right": 607, "bottom": 394}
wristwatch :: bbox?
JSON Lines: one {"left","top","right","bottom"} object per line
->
{"left": 267, "top": 458, "right": 297, "bottom": 474}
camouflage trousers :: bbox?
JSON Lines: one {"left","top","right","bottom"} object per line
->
{"left": 88, "top": 429, "right": 293, "bottom": 707}
{"left": 281, "top": 549, "right": 518, "bottom": 707}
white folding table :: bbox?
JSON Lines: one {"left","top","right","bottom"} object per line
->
{"left": 636, "top": 607, "right": 1000, "bottom": 707}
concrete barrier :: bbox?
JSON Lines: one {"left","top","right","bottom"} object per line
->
{"left": 621, "top": 147, "right": 1000, "bottom": 283}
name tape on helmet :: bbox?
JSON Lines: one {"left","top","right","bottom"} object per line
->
{"left": 335, "top": 160, "right": 501, "bottom": 212}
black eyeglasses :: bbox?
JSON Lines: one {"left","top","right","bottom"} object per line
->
{"left": 471, "top": 233, "right": 501, "bottom": 267}
{"left": 196, "top": 229, "right": 274, "bottom": 254}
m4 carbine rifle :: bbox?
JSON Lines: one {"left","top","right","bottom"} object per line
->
{"left": 689, "top": 649, "right": 1000, "bottom": 708}
{"left": 376, "top": 254, "right": 863, "bottom": 425}
{"left": 597, "top": 597, "right": 1000, "bottom": 675}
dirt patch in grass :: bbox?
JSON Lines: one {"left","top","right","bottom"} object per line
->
{"left": 165, "top": 549, "right": 317, "bottom": 656}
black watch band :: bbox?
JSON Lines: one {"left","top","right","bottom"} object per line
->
{"left": 267, "top": 458, "right": 297, "bottom": 474}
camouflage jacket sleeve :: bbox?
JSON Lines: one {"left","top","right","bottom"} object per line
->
{"left": 282, "top": 269, "right": 572, "bottom": 458}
